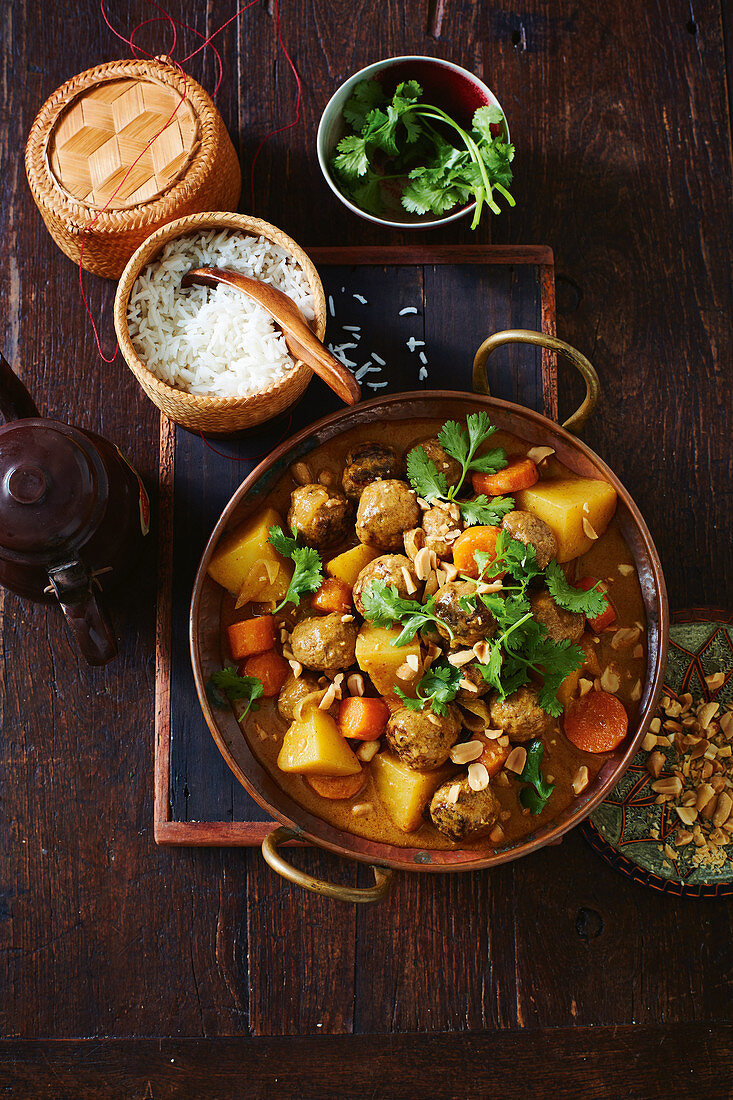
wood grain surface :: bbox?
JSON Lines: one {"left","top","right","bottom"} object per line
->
{"left": 0, "top": 0, "right": 731, "bottom": 1093}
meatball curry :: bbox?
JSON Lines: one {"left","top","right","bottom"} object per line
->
{"left": 206, "top": 416, "right": 647, "bottom": 850}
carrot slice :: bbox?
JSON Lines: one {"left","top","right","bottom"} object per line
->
{"left": 226, "top": 615, "right": 276, "bottom": 660}
{"left": 241, "top": 650, "right": 290, "bottom": 697}
{"left": 471, "top": 457, "right": 539, "bottom": 496}
{"left": 311, "top": 577, "right": 353, "bottom": 615}
{"left": 338, "top": 696, "right": 390, "bottom": 740}
{"left": 577, "top": 577, "right": 617, "bottom": 632}
{"left": 476, "top": 735, "right": 510, "bottom": 777}
{"left": 564, "top": 691, "right": 628, "bottom": 753}
{"left": 452, "top": 525, "right": 502, "bottom": 579}
{"left": 306, "top": 771, "right": 366, "bottom": 800}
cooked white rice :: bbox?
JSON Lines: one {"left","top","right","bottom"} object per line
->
{"left": 126, "top": 230, "right": 315, "bottom": 398}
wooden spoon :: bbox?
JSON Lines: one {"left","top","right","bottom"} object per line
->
{"left": 180, "top": 267, "right": 362, "bottom": 406}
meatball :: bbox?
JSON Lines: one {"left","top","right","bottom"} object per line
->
{"left": 501, "top": 510, "right": 557, "bottom": 571}
{"left": 290, "top": 614, "right": 357, "bottom": 673}
{"left": 385, "top": 705, "right": 461, "bottom": 770}
{"left": 341, "top": 442, "right": 402, "bottom": 499}
{"left": 430, "top": 777, "right": 500, "bottom": 841}
{"left": 413, "top": 437, "right": 462, "bottom": 490}
{"left": 352, "top": 554, "right": 419, "bottom": 617}
{"left": 356, "top": 479, "right": 420, "bottom": 552}
{"left": 530, "top": 589, "right": 584, "bottom": 643}
{"left": 288, "top": 484, "right": 352, "bottom": 551}
{"left": 422, "top": 502, "right": 463, "bottom": 559}
{"left": 489, "top": 685, "right": 555, "bottom": 742}
{"left": 277, "top": 671, "right": 320, "bottom": 722}
{"left": 456, "top": 660, "right": 491, "bottom": 703}
{"left": 434, "top": 581, "right": 496, "bottom": 647}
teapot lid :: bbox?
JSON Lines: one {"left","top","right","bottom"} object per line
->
{"left": 0, "top": 419, "right": 107, "bottom": 564}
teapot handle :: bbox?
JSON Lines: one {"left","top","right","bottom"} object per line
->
{"left": 0, "top": 351, "right": 40, "bottom": 423}
{"left": 47, "top": 560, "right": 117, "bottom": 666}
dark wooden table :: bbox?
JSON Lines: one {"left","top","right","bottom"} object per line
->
{"left": 1, "top": 2, "right": 731, "bottom": 1096}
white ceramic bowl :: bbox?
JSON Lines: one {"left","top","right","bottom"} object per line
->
{"left": 316, "top": 55, "right": 509, "bottom": 230}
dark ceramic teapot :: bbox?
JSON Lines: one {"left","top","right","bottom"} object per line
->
{"left": 0, "top": 352, "right": 149, "bottom": 665}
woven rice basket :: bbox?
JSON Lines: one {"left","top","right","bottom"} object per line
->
{"left": 25, "top": 58, "right": 241, "bottom": 278}
{"left": 113, "top": 212, "right": 327, "bottom": 434}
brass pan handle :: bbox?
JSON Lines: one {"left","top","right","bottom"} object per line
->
{"left": 262, "top": 826, "right": 393, "bottom": 903}
{"left": 472, "top": 329, "right": 600, "bottom": 435}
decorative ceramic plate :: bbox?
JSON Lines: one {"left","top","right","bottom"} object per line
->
{"left": 582, "top": 610, "right": 733, "bottom": 897}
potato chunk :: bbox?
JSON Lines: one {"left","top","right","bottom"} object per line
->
{"left": 354, "top": 622, "right": 421, "bottom": 697}
{"left": 207, "top": 507, "right": 293, "bottom": 604}
{"left": 326, "top": 544, "right": 380, "bottom": 587}
{"left": 515, "top": 478, "right": 617, "bottom": 562}
{"left": 277, "top": 706, "right": 361, "bottom": 776}
{"left": 372, "top": 752, "right": 452, "bottom": 832}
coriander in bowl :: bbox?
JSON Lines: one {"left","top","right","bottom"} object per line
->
{"left": 316, "top": 56, "right": 515, "bottom": 230}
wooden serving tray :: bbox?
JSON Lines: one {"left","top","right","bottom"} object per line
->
{"left": 155, "top": 245, "right": 556, "bottom": 846}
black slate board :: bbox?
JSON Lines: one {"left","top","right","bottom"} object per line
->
{"left": 155, "top": 246, "right": 556, "bottom": 844}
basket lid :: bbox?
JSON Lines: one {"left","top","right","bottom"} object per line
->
{"left": 47, "top": 72, "right": 199, "bottom": 210}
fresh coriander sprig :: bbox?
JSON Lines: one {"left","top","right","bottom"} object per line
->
{"left": 518, "top": 739, "right": 555, "bottom": 814}
{"left": 406, "top": 412, "right": 512, "bottom": 527}
{"left": 268, "top": 526, "right": 323, "bottom": 613}
{"left": 545, "top": 561, "right": 608, "bottom": 618}
{"left": 475, "top": 600, "right": 585, "bottom": 718}
{"left": 360, "top": 580, "right": 452, "bottom": 646}
{"left": 207, "top": 667, "right": 264, "bottom": 723}
{"left": 332, "top": 80, "right": 515, "bottom": 229}
{"left": 395, "top": 662, "right": 462, "bottom": 716}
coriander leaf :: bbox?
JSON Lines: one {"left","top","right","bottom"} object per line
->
{"left": 472, "top": 103, "right": 506, "bottom": 140}
{"left": 348, "top": 174, "right": 384, "bottom": 216}
{"left": 466, "top": 411, "right": 497, "bottom": 454}
{"left": 545, "top": 561, "right": 608, "bottom": 618}
{"left": 207, "top": 667, "right": 264, "bottom": 722}
{"left": 406, "top": 444, "right": 448, "bottom": 502}
{"left": 518, "top": 739, "right": 554, "bottom": 814}
{"left": 536, "top": 639, "right": 585, "bottom": 717}
{"left": 460, "top": 494, "right": 514, "bottom": 527}
{"left": 268, "top": 525, "right": 298, "bottom": 558}
{"left": 475, "top": 642, "right": 504, "bottom": 693}
{"left": 487, "top": 529, "right": 541, "bottom": 584}
{"left": 333, "top": 134, "right": 370, "bottom": 178}
{"left": 269, "top": 526, "right": 323, "bottom": 612}
{"left": 277, "top": 546, "right": 322, "bottom": 612}
{"left": 393, "top": 79, "right": 423, "bottom": 107}
{"left": 342, "top": 79, "right": 387, "bottom": 131}
{"left": 438, "top": 418, "right": 471, "bottom": 466}
{"left": 469, "top": 447, "right": 507, "bottom": 474}
{"left": 360, "top": 580, "right": 449, "bottom": 645}
{"left": 396, "top": 661, "right": 462, "bottom": 716}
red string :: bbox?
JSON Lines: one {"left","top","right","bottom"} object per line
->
{"left": 198, "top": 414, "right": 293, "bottom": 460}
{"left": 249, "top": 0, "right": 302, "bottom": 215}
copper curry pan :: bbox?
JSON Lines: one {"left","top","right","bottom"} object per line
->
{"left": 190, "top": 332, "right": 669, "bottom": 902}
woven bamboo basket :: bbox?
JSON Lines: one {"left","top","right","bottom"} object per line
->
{"left": 113, "top": 212, "right": 327, "bottom": 434}
{"left": 25, "top": 58, "right": 241, "bottom": 278}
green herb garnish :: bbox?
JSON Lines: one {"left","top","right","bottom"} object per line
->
{"left": 360, "top": 579, "right": 452, "bottom": 646}
{"left": 332, "top": 80, "right": 515, "bottom": 229}
{"left": 518, "top": 739, "right": 555, "bottom": 814}
{"left": 207, "top": 667, "right": 264, "bottom": 723}
{"left": 406, "top": 412, "right": 512, "bottom": 527}
{"left": 474, "top": 528, "right": 542, "bottom": 587}
{"left": 268, "top": 525, "right": 323, "bottom": 612}
{"left": 474, "top": 591, "right": 585, "bottom": 717}
{"left": 545, "top": 560, "right": 608, "bottom": 618}
{"left": 395, "top": 661, "right": 462, "bottom": 716}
